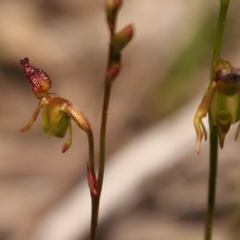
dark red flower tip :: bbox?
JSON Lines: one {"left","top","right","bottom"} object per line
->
{"left": 20, "top": 57, "right": 29, "bottom": 66}
{"left": 20, "top": 57, "right": 52, "bottom": 97}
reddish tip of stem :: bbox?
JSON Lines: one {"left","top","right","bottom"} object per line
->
{"left": 61, "top": 143, "right": 69, "bottom": 153}
{"left": 87, "top": 162, "right": 98, "bottom": 196}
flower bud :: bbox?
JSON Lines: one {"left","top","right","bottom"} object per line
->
{"left": 106, "top": 0, "right": 123, "bottom": 25}
{"left": 112, "top": 24, "right": 134, "bottom": 53}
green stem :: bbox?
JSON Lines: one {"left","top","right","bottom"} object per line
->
{"left": 204, "top": 124, "right": 218, "bottom": 240}
{"left": 205, "top": 1, "right": 230, "bottom": 240}
{"left": 210, "top": 0, "right": 230, "bottom": 81}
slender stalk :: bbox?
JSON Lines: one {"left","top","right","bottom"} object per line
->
{"left": 98, "top": 81, "right": 112, "bottom": 194}
{"left": 97, "top": 11, "right": 117, "bottom": 197}
{"left": 88, "top": 129, "right": 95, "bottom": 175}
{"left": 204, "top": 124, "right": 218, "bottom": 240}
{"left": 90, "top": 16, "right": 117, "bottom": 239}
{"left": 210, "top": 0, "right": 230, "bottom": 81}
{"left": 86, "top": 129, "right": 98, "bottom": 240}
{"left": 89, "top": 2, "right": 133, "bottom": 238}
{"left": 90, "top": 81, "right": 112, "bottom": 240}
{"left": 204, "top": 1, "right": 230, "bottom": 240}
